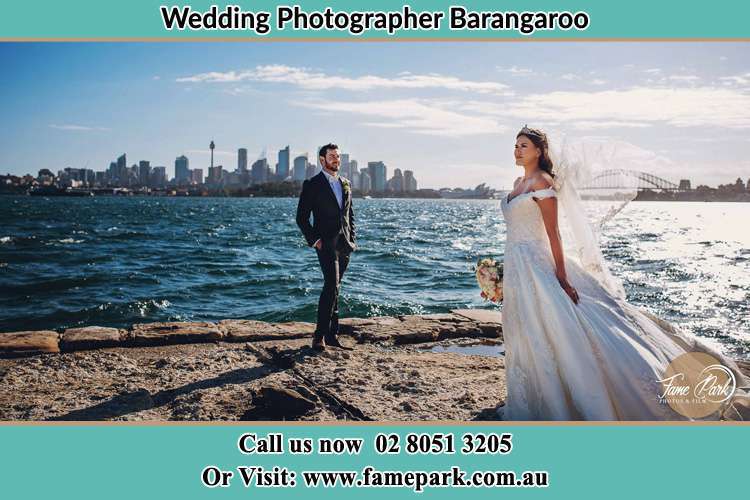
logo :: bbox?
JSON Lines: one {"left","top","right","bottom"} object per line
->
{"left": 657, "top": 352, "right": 736, "bottom": 418}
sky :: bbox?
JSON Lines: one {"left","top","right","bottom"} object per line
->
{"left": 1, "top": 42, "right": 749, "bottom": 189}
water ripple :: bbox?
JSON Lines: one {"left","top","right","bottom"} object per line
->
{"left": 0, "top": 196, "right": 747, "bottom": 359}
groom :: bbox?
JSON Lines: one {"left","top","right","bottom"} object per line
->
{"left": 296, "top": 143, "right": 356, "bottom": 351}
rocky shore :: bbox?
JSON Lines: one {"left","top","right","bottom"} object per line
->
{"left": 2, "top": 310, "right": 748, "bottom": 422}
{"left": 0, "top": 310, "right": 507, "bottom": 421}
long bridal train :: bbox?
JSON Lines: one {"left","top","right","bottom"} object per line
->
{"left": 499, "top": 186, "right": 749, "bottom": 421}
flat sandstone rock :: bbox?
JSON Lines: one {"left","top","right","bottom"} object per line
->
{"left": 131, "top": 321, "right": 223, "bottom": 346}
{"left": 219, "top": 320, "right": 315, "bottom": 342}
{"left": 61, "top": 326, "right": 128, "bottom": 351}
{"left": 0, "top": 331, "right": 60, "bottom": 357}
{"left": 452, "top": 309, "right": 503, "bottom": 325}
{"left": 338, "top": 313, "right": 503, "bottom": 344}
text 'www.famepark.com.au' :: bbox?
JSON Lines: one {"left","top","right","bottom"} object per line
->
{"left": 213, "top": 465, "right": 550, "bottom": 492}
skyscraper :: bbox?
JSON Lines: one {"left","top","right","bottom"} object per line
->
{"left": 360, "top": 171, "right": 371, "bottom": 193}
{"left": 116, "top": 153, "right": 127, "bottom": 183}
{"left": 138, "top": 160, "right": 151, "bottom": 186}
{"left": 238, "top": 148, "right": 248, "bottom": 173}
{"left": 128, "top": 164, "right": 138, "bottom": 186}
{"left": 208, "top": 165, "right": 223, "bottom": 185}
{"left": 404, "top": 170, "right": 417, "bottom": 192}
{"left": 251, "top": 158, "right": 268, "bottom": 184}
{"left": 175, "top": 155, "right": 190, "bottom": 186}
{"left": 367, "top": 161, "right": 387, "bottom": 192}
{"left": 191, "top": 168, "right": 203, "bottom": 185}
{"left": 340, "top": 153, "right": 350, "bottom": 179}
{"left": 108, "top": 161, "right": 117, "bottom": 183}
{"left": 350, "top": 159, "right": 359, "bottom": 189}
{"left": 388, "top": 168, "right": 404, "bottom": 192}
{"left": 277, "top": 146, "right": 290, "bottom": 180}
{"left": 151, "top": 166, "right": 167, "bottom": 187}
{"left": 305, "top": 161, "right": 317, "bottom": 179}
{"left": 293, "top": 155, "right": 308, "bottom": 182}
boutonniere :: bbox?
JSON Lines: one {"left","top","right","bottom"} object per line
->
{"left": 341, "top": 178, "right": 351, "bottom": 196}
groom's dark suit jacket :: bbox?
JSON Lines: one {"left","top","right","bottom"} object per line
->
{"left": 296, "top": 171, "right": 355, "bottom": 251}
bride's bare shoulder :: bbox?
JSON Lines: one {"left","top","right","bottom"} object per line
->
{"left": 531, "top": 172, "right": 554, "bottom": 191}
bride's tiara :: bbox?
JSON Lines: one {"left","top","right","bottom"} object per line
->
{"left": 518, "top": 124, "right": 547, "bottom": 141}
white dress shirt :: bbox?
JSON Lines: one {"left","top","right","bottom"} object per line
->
{"left": 322, "top": 168, "right": 343, "bottom": 209}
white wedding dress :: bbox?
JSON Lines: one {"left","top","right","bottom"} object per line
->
{"left": 499, "top": 186, "right": 749, "bottom": 421}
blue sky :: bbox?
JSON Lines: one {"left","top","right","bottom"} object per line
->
{"left": 1, "top": 42, "right": 748, "bottom": 189}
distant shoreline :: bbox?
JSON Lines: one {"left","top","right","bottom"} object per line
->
{"left": 2, "top": 192, "right": 750, "bottom": 202}
{"left": 633, "top": 192, "right": 750, "bottom": 203}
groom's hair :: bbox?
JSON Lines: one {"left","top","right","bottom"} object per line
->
{"left": 319, "top": 143, "right": 338, "bottom": 160}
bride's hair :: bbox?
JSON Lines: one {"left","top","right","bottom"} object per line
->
{"left": 517, "top": 126, "right": 555, "bottom": 178}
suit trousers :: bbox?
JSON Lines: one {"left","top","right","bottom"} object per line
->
{"left": 315, "top": 234, "right": 351, "bottom": 340}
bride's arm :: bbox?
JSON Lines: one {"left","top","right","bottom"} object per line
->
{"left": 534, "top": 178, "right": 580, "bottom": 304}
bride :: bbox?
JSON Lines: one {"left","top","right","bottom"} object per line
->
{"left": 497, "top": 125, "right": 749, "bottom": 421}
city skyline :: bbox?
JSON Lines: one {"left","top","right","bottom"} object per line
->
{"left": 1, "top": 42, "right": 749, "bottom": 188}
{"left": 8, "top": 140, "right": 423, "bottom": 196}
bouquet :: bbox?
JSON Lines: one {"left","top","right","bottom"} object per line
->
{"left": 475, "top": 257, "right": 504, "bottom": 302}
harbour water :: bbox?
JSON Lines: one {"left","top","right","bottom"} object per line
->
{"left": 1, "top": 196, "right": 748, "bottom": 359}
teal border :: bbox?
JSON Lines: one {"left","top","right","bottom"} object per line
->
{"left": 1, "top": 424, "right": 746, "bottom": 498}
{"left": 0, "top": 1, "right": 748, "bottom": 39}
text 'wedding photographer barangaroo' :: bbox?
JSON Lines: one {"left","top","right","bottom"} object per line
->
{"left": 159, "top": 5, "right": 590, "bottom": 36}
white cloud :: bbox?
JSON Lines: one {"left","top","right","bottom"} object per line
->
{"left": 719, "top": 73, "right": 750, "bottom": 86}
{"left": 49, "top": 124, "right": 110, "bottom": 131}
{"left": 570, "top": 121, "right": 653, "bottom": 130}
{"left": 180, "top": 65, "right": 750, "bottom": 136}
{"left": 359, "top": 122, "right": 409, "bottom": 129}
{"left": 460, "top": 86, "right": 750, "bottom": 129}
{"left": 293, "top": 98, "right": 508, "bottom": 138}
{"left": 177, "top": 64, "right": 513, "bottom": 95}
{"left": 559, "top": 76, "right": 607, "bottom": 85}
{"left": 497, "top": 65, "right": 535, "bottom": 76}
{"left": 667, "top": 75, "right": 700, "bottom": 83}
{"left": 221, "top": 86, "right": 268, "bottom": 96}
{"left": 293, "top": 81, "right": 750, "bottom": 137}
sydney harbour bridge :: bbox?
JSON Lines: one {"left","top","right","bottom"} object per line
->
{"left": 581, "top": 169, "right": 681, "bottom": 191}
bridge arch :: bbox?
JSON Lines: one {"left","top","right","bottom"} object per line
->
{"left": 582, "top": 169, "right": 679, "bottom": 190}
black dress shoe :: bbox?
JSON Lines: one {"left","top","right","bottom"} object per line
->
{"left": 312, "top": 338, "right": 326, "bottom": 351}
{"left": 325, "top": 337, "right": 353, "bottom": 350}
